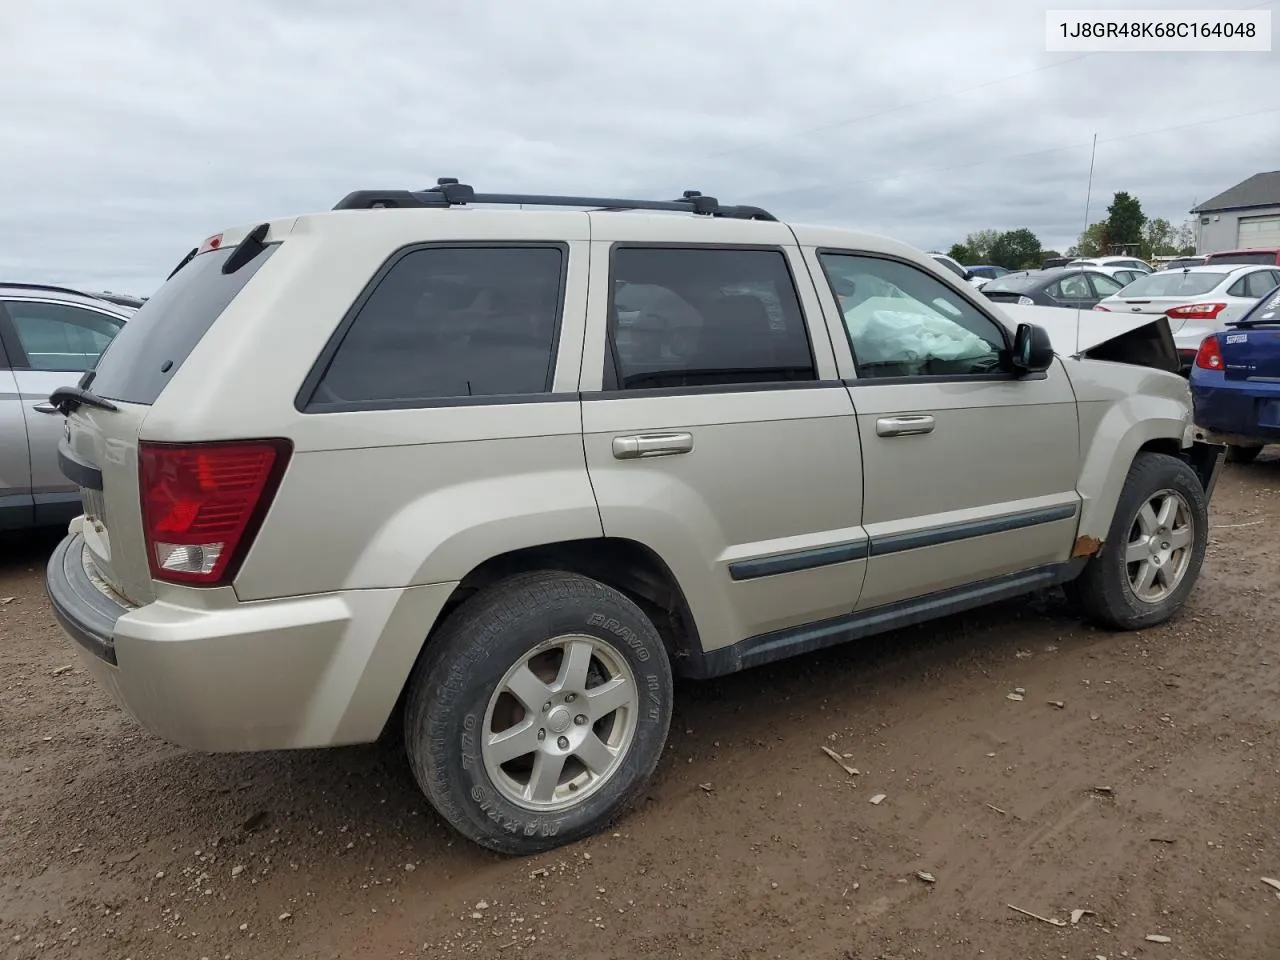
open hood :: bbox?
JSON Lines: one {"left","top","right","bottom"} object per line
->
{"left": 994, "top": 303, "right": 1181, "bottom": 373}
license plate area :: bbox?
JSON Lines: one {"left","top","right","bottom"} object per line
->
{"left": 1257, "top": 399, "right": 1280, "bottom": 429}
{"left": 80, "top": 486, "right": 112, "bottom": 563}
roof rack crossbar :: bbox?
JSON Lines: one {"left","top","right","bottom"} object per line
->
{"left": 331, "top": 180, "right": 777, "bottom": 221}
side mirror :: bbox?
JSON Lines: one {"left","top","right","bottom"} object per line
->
{"left": 963, "top": 269, "right": 976, "bottom": 281}
{"left": 1011, "top": 322, "right": 1054, "bottom": 374}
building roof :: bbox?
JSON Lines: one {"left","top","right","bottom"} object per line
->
{"left": 1192, "top": 170, "right": 1280, "bottom": 214}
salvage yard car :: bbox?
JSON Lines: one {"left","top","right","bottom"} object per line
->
{"left": 45, "top": 181, "right": 1223, "bottom": 855}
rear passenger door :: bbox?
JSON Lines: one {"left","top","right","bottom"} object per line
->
{"left": 1046, "top": 272, "right": 1098, "bottom": 309}
{"left": 580, "top": 218, "right": 867, "bottom": 658}
{"left": 0, "top": 335, "right": 32, "bottom": 529}
{"left": 806, "top": 249, "right": 1081, "bottom": 610}
{"left": 0, "top": 299, "right": 125, "bottom": 525}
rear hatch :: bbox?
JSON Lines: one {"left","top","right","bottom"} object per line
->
{"left": 58, "top": 224, "right": 286, "bottom": 606}
{"left": 1221, "top": 285, "right": 1280, "bottom": 382}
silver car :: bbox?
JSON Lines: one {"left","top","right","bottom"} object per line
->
{"left": 0, "top": 283, "right": 131, "bottom": 530}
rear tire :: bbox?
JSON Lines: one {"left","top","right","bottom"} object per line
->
{"left": 1225, "top": 444, "right": 1263, "bottom": 464}
{"left": 1067, "top": 452, "right": 1208, "bottom": 630}
{"left": 403, "top": 570, "right": 673, "bottom": 855}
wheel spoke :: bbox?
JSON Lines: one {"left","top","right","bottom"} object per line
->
{"left": 486, "top": 719, "right": 541, "bottom": 765}
{"left": 1134, "top": 560, "right": 1158, "bottom": 596}
{"left": 556, "top": 639, "right": 594, "bottom": 693}
{"left": 525, "top": 751, "right": 567, "bottom": 804}
{"left": 1154, "top": 563, "right": 1172, "bottom": 589}
{"left": 574, "top": 733, "right": 618, "bottom": 776}
{"left": 1169, "top": 526, "right": 1193, "bottom": 551}
{"left": 1125, "top": 538, "right": 1150, "bottom": 564}
{"left": 1136, "top": 502, "right": 1159, "bottom": 537}
{"left": 1155, "top": 495, "right": 1177, "bottom": 529}
{"left": 583, "top": 676, "right": 632, "bottom": 721}
{"left": 505, "top": 665, "right": 553, "bottom": 712}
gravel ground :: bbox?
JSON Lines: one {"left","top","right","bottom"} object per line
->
{"left": 2, "top": 455, "right": 1279, "bottom": 960}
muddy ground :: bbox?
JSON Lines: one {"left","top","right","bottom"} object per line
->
{"left": 2, "top": 456, "right": 1279, "bottom": 960}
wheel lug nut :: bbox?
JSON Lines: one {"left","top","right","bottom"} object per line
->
{"left": 537, "top": 729, "right": 546, "bottom": 741}
{"left": 543, "top": 701, "right": 552, "bottom": 712}
{"left": 557, "top": 736, "right": 569, "bottom": 750}
{"left": 575, "top": 714, "right": 587, "bottom": 726}
{"left": 565, "top": 693, "right": 576, "bottom": 703}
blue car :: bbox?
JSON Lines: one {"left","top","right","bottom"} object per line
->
{"left": 1190, "top": 281, "right": 1280, "bottom": 463}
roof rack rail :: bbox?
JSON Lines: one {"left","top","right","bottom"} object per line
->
{"left": 331, "top": 179, "right": 778, "bottom": 221}
{"left": 0, "top": 281, "right": 107, "bottom": 301}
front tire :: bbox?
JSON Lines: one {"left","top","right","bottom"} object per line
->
{"left": 1225, "top": 444, "right": 1263, "bottom": 464}
{"left": 404, "top": 571, "right": 673, "bottom": 855}
{"left": 1067, "top": 452, "right": 1208, "bottom": 630}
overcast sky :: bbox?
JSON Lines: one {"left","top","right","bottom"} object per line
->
{"left": 1, "top": 0, "right": 1277, "bottom": 294}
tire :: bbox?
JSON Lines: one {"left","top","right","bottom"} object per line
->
{"left": 403, "top": 570, "right": 673, "bottom": 855}
{"left": 1225, "top": 444, "right": 1263, "bottom": 464}
{"left": 1066, "top": 452, "right": 1208, "bottom": 630}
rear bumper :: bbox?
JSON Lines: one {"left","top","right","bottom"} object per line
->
{"left": 44, "top": 534, "right": 458, "bottom": 752}
{"left": 1193, "top": 382, "right": 1280, "bottom": 447}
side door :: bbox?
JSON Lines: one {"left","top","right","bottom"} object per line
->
{"left": 0, "top": 333, "right": 33, "bottom": 529}
{"left": 0, "top": 299, "right": 126, "bottom": 526}
{"left": 805, "top": 248, "right": 1082, "bottom": 610}
{"left": 1088, "top": 271, "right": 1127, "bottom": 303}
{"left": 579, "top": 219, "right": 867, "bottom": 659}
{"left": 1047, "top": 271, "right": 1100, "bottom": 309}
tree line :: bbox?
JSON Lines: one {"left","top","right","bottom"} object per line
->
{"left": 946, "top": 192, "right": 1197, "bottom": 270}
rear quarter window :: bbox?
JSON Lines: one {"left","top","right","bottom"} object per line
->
{"left": 90, "top": 244, "right": 278, "bottom": 404}
{"left": 302, "top": 244, "right": 567, "bottom": 411}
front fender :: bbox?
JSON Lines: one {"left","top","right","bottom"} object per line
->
{"left": 1068, "top": 360, "right": 1194, "bottom": 543}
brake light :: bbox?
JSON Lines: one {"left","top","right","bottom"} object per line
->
{"left": 197, "top": 233, "right": 224, "bottom": 255}
{"left": 139, "top": 439, "right": 291, "bottom": 586}
{"left": 1166, "top": 302, "right": 1226, "bottom": 319}
{"left": 1194, "top": 335, "right": 1223, "bottom": 371}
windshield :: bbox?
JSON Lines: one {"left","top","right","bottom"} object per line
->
{"left": 982, "top": 273, "right": 1041, "bottom": 293}
{"left": 1233, "top": 283, "right": 1280, "bottom": 325}
{"left": 1207, "top": 251, "right": 1279, "bottom": 265}
{"left": 1117, "top": 271, "right": 1227, "bottom": 298}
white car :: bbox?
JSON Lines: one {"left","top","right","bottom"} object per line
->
{"left": 1087, "top": 264, "right": 1148, "bottom": 287}
{"left": 1095, "top": 264, "right": 1280, "bottom": 370}
{"left": 1068, "top": 256, "right": 1153, "bottom": 275}
{"left": 929, "top": 253, "right": 987, "bottom": 289}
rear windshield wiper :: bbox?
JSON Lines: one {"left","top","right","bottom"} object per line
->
{"left": 49, "top": 385, "right": 119, "bottom": 416}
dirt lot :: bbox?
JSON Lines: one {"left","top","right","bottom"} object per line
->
{"left": 3, "top": 457, "right": 1279, "bottom": 960}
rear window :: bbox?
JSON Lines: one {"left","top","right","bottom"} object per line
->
{"left": 1117, "top": 271, "right": 1227, "bottom": 298}
{"left": 1206, "top": 251, "right": 1279, "bottom": 265}
{"left": 90, "top": 245, "right": 277, "bottom": 404}
{"left": 304, "top": 244, "right": 566, "bottom": 410}
{"left": 981, "top": 274, "right": 1040, "bottom": 293}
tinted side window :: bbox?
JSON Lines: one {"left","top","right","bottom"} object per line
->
{"left": 607, "top": 247, "right": 816, "bottom": 390}
{"left": 1245, "top": 271, "right": 1280, "bottom": 298}
{"left": 3, "top": 302, "right": 123, "bottom": 372}
{"left": 309, "top": 245, "right": 565, "bottom": 409}
{"left": 1089, "top": 273, "right": 1124, "bottom": 297}
{"left": 1227, "top": 277, "right": 1249, "bottom": 297}
{"left": 818, "top": 253, "right": 1007, "bottom": 379}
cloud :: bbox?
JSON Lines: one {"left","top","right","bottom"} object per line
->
{"left": 1, "top": 0, "right": 1276, "bottom": 292}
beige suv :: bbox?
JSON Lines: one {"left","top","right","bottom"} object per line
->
{"left": 45, "top": 181, "right": 1224, "bottom": 855}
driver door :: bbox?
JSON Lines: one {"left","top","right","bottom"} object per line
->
{"left": 805, "top": 249, "right": 1082, "bottom": 609}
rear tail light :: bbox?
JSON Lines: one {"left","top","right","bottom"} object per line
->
{"left": 139, "top": 439, "right": 291, "bottom": 586}
{"left": 1167, "top": 302, "right": 1226, "bottom": 319}
{"left": 1194, "top": 335, "right": 1223, "bottom": 371}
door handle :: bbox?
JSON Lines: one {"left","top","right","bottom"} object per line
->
{"left": 876, "top": 415, "right": 935, "bottom": 438}
{"left": 612, "top": 432, "right": 694, "bottom": 460}
{"left": 32, "top": 402, "right": 59, "bottom": 415}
